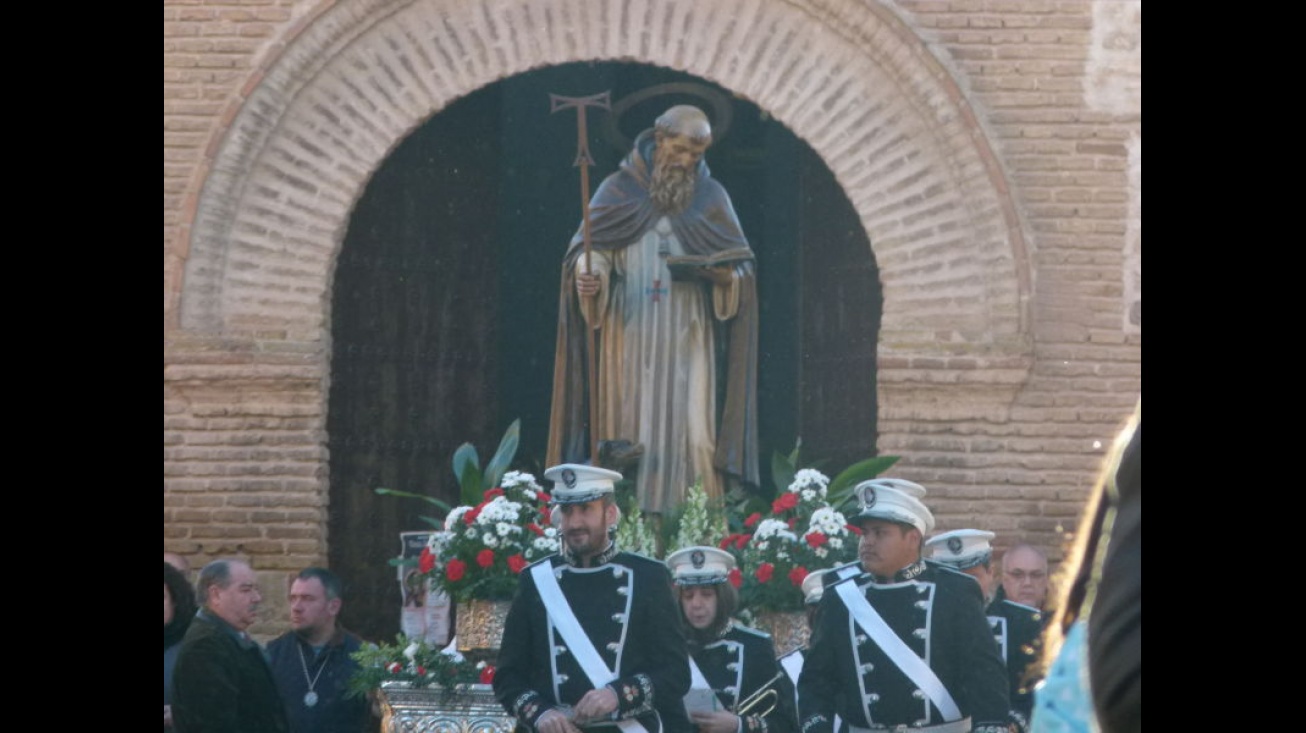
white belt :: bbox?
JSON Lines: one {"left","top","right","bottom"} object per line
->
{"left": 847, "top": 717, "right": 971, "bottom": 733}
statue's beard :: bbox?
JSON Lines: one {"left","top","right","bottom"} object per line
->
{"left": 650, "top": 159, "right": 696, "bottom": 215}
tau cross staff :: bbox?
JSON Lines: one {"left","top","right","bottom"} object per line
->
{"left": 550, "top": 90, "right": 611, "bottom": 464}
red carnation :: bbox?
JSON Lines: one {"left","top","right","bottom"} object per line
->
{"left": 507, "top": 554, "right": 528, "bottom": 574}
{"left": 744, "top": 512, "right": 763, "bottom": 528}
{"left": 479, "top": 665, "right": 497, "bottom": 684}
{"left": 728, "top": 568, "right": 743, "bottom": 588}
{"left": 527, "top": 523, "right": 545, "bottom": 537}
{"left": 756, "top": 562, "right": 775, "bottom": 583}
{"left": 540, "top": 505, "right": 552, "bottom": 525}
{"left": 418, "top": 547, "right": 437, "bottom": 574}
{"left": 538, "top": 491, "right": 551, "bottom": 503}
{"left": 477, "top": 549, "right": 496, "bottom": 568}
{"left": 719, "top": 534, "right": 736, "bottom": 549}
{"left": 416, "top": 666, "right": 427, "bottom": 676}
{"left": 735, "top": 534, "right": 751, "bottom": 550}
{"left": 445, "top": 558, "right": 467, "bottom": 581}
{"left": 805, "top": 532, "right": 828, "bottom": 548}
{"left": 464, "top": 506, "right": 482, "bottom": 525}
{"left": 846, "top": 523, "right": 863, "bottom": 535}
{"left": 789, "top": 566, "right": 809, "bottom": 587}
{"left": 771, "top": 493, "right": 799, "bottom": 514}
{"left": 484, "top": 487, "right": 505, "bottom": 499}
{"left": 387, "top": 662, "right": 402, "bottom": 673}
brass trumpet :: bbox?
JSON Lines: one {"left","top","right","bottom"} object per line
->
{"left": 733, "top": 672, "right": 784, "bottom": 718}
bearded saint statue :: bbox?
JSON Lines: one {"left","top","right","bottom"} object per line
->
{"left": 546, "top": 104, "right": 760, "bottom": 519}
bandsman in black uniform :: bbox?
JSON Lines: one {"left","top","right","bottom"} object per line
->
{"left": 667, "top": 545, "right": 797, "bottom": 733}
{"left": 797, "top": 479, "right": 1017, "bottom": 733}
{"left": 927, "top": 529, "right": 1041, "bottom": 728}
{"left": 493, "top": 464, "right": 693, "bottom": 733}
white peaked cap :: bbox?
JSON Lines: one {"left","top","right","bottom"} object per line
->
{"left": 925, "top": 528, "right": 996, "bottom": 570}
{"left": 851, "top": 478, "right": 935, "bottom": 535}
{"left": 543, "top": 463, "right": 622, "bottom": 505}
{"left": 666, "top": 545, "right": 736, "bottom": 586}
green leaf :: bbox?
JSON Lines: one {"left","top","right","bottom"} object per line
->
{"left": 452, "top": 443, "right": 480, "bottom": 484}
{"left": 827, "top": 455, "right": 902, "bottom": 509}
{"left": 459, "top": 463, "right": 485, "bottom": 506}
{"left": 770, "top": 449, "right": 797, "bottom": 497}
{"left": 482, "top": 418, "right": 521, "bottom": 490}
{"left": 374, "top": 487, "right": 451, "bottom": 515}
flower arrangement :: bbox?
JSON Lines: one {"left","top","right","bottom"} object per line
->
{"left": 721, "top": 468, "right": 862, "bottom": 614}
{"left": 347, "top": 634, "right": 495, "bottom": 698}
{"left": 419, "top": 470, "right": 561, "bottom": 602}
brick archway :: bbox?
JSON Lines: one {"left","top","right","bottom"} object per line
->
{"left": 175, "top": 0, "right": 1030, "bottom": 357}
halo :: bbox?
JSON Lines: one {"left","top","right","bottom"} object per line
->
{"left": 601, "top": 82, "right": 734, "bottom": 154}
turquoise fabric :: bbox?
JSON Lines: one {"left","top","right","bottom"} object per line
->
{"left": 1028, "top": 621, "right": 1098, "bottom": 733}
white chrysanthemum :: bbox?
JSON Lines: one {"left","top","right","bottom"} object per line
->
{"left": 445, "top": 507, "right": 471, "bottom": 530}
{"left": 502, "top": 470, "right": 541, "bottom": 490}
{"left": 496, "top": 522, "right": 521, "bottom": 538}
{"left": 464, "top": 526, "right": 479, "bottom": 539}
{"left": 801, "top": 488, "right": 817, "bottom": 502}
{"left": 481, "top": 532, "right": 499, "bottom": 548}
{"left": 815, "top": 547, "right": 829, "bottom": 558}
{"left": 478, "top": 497, "right": 524, "bottom": 524}
{"left": 753, "top": 518, "right": 791, "bottom": 540}
{"left": 543, "top": 527, "right": 558, "bottom": 538}
{"left": 789, "top": 468, "right": 830, "bottom": 498}
{"left": 808, "top": 507, "right": 848, "bottom": 535}
{"left": 829, "top": 537, "right": 844, "bottom": 550}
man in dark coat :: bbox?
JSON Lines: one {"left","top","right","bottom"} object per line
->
{"left": 266, "top": 567, "right": 376, "bottom": 733}
{"left": 493, "top": 463, "right": 692, "bottom": 733}
{"left": 546, "top": 104, "right": 760, "bottom": 517}
{"left": 798, "top": 479, "right": 1017, "bottom": 733}
{"left": 173, "top": 559, "right": 290, "bottom": 733}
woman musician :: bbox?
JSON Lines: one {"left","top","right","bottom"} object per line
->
{"left": 668, "top": 546, "right": 798, "bottom": 733}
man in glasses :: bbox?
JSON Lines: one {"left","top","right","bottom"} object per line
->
{"left": 988, "top": 542, "right": 1050, "bottom": 725}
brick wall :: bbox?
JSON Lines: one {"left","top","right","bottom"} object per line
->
{"left": 164, "top": 0, "right": 1140, "bottom": 640}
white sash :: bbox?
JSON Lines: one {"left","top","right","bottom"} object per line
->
{"left": 834, "top": 579, "right": 962, "bottom": 722}
{"left": 688, "top": 656, "right": 710, "bottom": 690}
{"left": 531, "top": 562, "right": 648, "bottom": 733}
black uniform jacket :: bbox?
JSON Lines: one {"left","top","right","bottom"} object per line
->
{"left": 691, "top": 622, "right": 797, "bottom": 733}
{"left": 494, "top": 545, "right": 693, "bottom": 733}
{"left": 987, "top": 597, "right": 1046, "bottom": 724}
{"left": 797, "top": 560, "right": 1011, "bottom": 733}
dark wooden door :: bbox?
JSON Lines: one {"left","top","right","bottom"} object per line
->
{"left": 327, "top": 86, "right": 503, "bottom": 642}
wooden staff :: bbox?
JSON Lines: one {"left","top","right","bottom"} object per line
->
{"left": 550, "top": 91, "right": 611, "bottom": 464}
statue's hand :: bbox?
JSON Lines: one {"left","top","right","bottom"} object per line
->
{"left": 576, "top": 272, "right": 602, "bottom": 298}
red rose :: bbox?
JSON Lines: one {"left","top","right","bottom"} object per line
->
{"left": 771, "top": 493, "right": 799, "bottom": 513}
{"left": 805, "top": 532, "right": 828, "bottom": 548}
{"left": 527, "top": 523, "right": 544, "bottom": 537}
{"left": 538, "top": 491, "right": 551, "bottom": 504}
{"left": 446, "top": 558, "right": 467, "bottom": 581}
{"left": 484, "top": 487, "right": 505, "bottom": 499}
{"left": 756, "top": 562, "right": 775, "bottom": 583}
{"left": 735, "top": 534, "right": 751, "bottom": 550}
{"left": 540, "top": 506, "right": 552, "bottom": 525}
{"left": 387, "top": 662, "right": 402, "bottom": 673}
{"left": 728, "top": 568, "right": 743, "bottom": 588}
{"left": 507, "top": 554, "right": 528, "bottom": 573}
{"left": 789, "top": 566, "right": 809, "bottom": 587}
{"left": 464, "top": 506, "right": 482, "bottom": 525}
{"left": 418, "top": 547, "right": 437, "bottom": 574}
{"left": 416, "top": 666, "right": 426, "bottom": 676}
{"left": 479, "top": 665, "right": 496, "bottom": 684}
{"left": 477, "top": 549, "right": 496, "bottom": 568}
{"left": 744, "top": 512, "right": 763, "bottom": 528}
{"left": 719, "top": 534, "right": 736, "bottom": 549}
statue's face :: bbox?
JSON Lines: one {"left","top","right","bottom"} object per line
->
{"left": 654, "top": 132, "right": 710, "bottom": 174}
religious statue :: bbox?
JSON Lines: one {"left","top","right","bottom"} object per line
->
{"left": 546, "top": 104, "right": 760, "bottom": 518}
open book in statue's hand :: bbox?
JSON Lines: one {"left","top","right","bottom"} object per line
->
{"left": 664, "top": 248, "right": 752, "bottom": 281}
